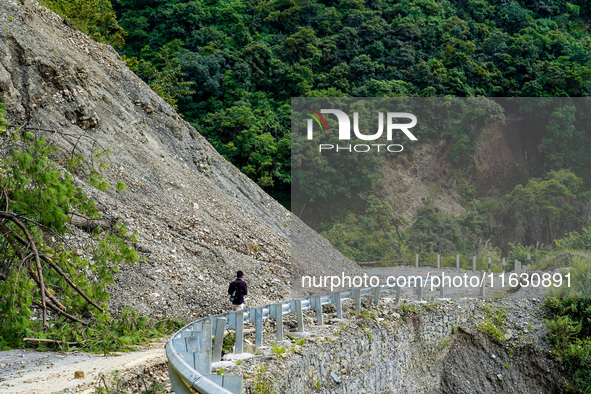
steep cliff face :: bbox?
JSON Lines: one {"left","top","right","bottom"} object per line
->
{"left": 0, "top": 0, "right": 361, "bottom": 320}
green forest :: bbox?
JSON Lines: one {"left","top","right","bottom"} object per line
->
{"left": 44, "top": 0, "right": 591, "bottom": 201}
{"left": 54, "top": 0, "right": 589, "bottom": 262}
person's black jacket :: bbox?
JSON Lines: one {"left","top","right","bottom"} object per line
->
{"left": 228, "top": 278, "right": 248, "bottom": 305}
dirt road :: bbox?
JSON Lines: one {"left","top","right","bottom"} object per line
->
{"left": 0, "top": 340, "right": 169, "bottom": 393}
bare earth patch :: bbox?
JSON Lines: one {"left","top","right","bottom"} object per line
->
{"left": 0, "top": 340, "right": 170, "bottom": 394}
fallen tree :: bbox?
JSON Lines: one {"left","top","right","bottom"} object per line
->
{"left": 0, "top": 103, "right": 179, "bottom": 352}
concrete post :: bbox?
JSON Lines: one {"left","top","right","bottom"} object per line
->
{"left": 235, "top": 312, "right": 244, "bottom": 354}
{"left": 334, "top": 292, "right": 343, "bottom": 319}
{"left": 416, "top": 253, "right": 419, "bottom": 268}
{"left": 296, "top": 300, "right": 304, "bottom": 332}
{"left": 437, "top": 254, "right": 440, "bottom": 269}
{"left": 439, "top": 275, "right": 445, "bottom": 298}
{"left": 255, "top": 308, "right": 263, "bottom": 348}
{"left": 213, "top": 317, "right": 226, "bottom": 362}
{"left": 502, "top": 257, "right": 506, "bottom": 273}
{"left": 480, "top": 271, "right": 486, "bottom": 298}
{"left": 274, "top": 304, "right": 283, "bottom": 341}
{"left": 395, "top": 287, "right": 402, "bottom": 305}
{"left": 314, "top": 296, "right": 323, "bottom": 325}
{"left": 488, "top": 257, "right": 491, "bottom": 274}
{"left": 456, "top": 254, "right": 460, "bottom": 269}
{"left": 515, "top": 260, "right": 521, "bottom": 276}
{"left": 374, "top": 286, "right": 382, "bottom": 306}
{"left": 354, "top": 288, "right": 362, "bottom": 313}
{"left": 472, "top": 256, "right": 477, "bottom": 272}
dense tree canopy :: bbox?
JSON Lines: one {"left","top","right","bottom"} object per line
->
{"left": 111, "top": 0, "right": 591, "bottom": 201}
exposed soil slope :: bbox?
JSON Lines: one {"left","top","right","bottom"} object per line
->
{"left": 0, "top": 0, "right": 361, "bottom": 320}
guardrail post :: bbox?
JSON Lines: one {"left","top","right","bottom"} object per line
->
{"left": 374, "top": 286, "right": 382, "bottom": 305}
{"left": 334, "top": 292, "right": 343, "bottom": 319}
{"left": 415, "top": 253, "right": 419, "bottom": 268}
{"left": 456, "top": 254, "right": 460, "bottom": 269}
{"left": 472, "top": 256, "right": 477, "bottom": 272}
{"left": 228, "top": 313, "right": 236, "bottom": 330}
{"left": 185, "top": 335, "right": 199, "bottom": 353}
{"left": 354, "top": 288, "right": 361, "bottom": 313}
{"left": 488, "top": 257, "right": 491, "bottom": 273}
{"left": 202, "top": 321, "right": 212, "bottom": 352}
{"left": 255, "top": 308, "right": 263, "bottom": 348}
{"left": 416, "top": 285, "right": 423, "bottom": 302}
{"left": 235, "top": 312, "right": 244, "bottom": 354}
{"left": 314, "top": 296, "right": 323, "bottom": 325}
{"left": 195, "top": 321, "right": 212, "bottom": 375}
{"left": 213, "top": 318, "right": 226, "bottom": 362}
{"left": 195, "top": 349, "right": 211, "bottom": 375}
{"left": 480, "top": 271, "right": 486, "bottom": 298}
{"left": 395, "top": 287, "right": 402, "bottom": 305}
{"left": 296, "top": 300, "right": 304, "bottom": 332}
{"left": 437, "top": 254, "right": 440, "bottom": 269}
{"left": 274, "top": 304, "right": 284, "bottom": 341}
{"left": 502, "top": 257, "right": 506, "bottom": 273}
{"left": 244, "top": 308, "right": 254, "bottom": 325}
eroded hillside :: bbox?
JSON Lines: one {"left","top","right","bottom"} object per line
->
{"left": 0, "top": 0, "right": 361, "bottom": 320}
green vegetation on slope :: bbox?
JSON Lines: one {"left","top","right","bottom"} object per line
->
{"left": 40, "top": 0, "right": 125, "bottom": 47}
{"left": 546, "top": 260, "right": 591, "bottom": 393}
{"left": 319, "top": 168, "right": 589, "bottom": 263}
{"left": 0, "top": 105, "right": 180, "bottom": 352}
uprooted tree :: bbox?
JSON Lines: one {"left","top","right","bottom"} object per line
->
{"left": 0, "top": 103, "right": 177, "bottom": 351}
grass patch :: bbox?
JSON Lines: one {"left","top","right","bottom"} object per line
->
{"left": 477, "top": 304, "right": 507, "bottom": 342}
{"left": 271, "top": 344, "right": 286, "bottom": 354}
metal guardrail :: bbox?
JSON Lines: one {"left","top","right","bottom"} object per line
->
{"left": 164, "top": 277, "right": 434, "bottom": 393}
{"left": 165, "top": 255, "right": 529, "bottom": 393}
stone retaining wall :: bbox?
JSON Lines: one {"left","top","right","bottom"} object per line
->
{"left": 273, "top": 301, "right": 477, "bottom": 393}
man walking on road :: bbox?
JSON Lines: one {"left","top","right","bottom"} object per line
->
{"left": 228, "top": 271, "right": 248, "bottom": 310}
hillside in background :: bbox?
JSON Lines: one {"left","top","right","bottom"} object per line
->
{"left": 109, "top": 0, "right": 591, "bottom": 203}
{"left": 98, "top": 0, "right": 591, "bottom": 260}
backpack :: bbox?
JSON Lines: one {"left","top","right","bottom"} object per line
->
{"left": 229, "top": 291, "right": 237, "bottom": 303}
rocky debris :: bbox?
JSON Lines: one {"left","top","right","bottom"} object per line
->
{"left": 440, "top": 330, "right": 563, "bottom": 394}
{"left": 0, "top": 0, "right": 362, "bottom": 322}
{"left": 95, "top": 362, "right": 173, "bottom": 394}
{"left": 330, "top": 372, "right": 341, "bottom": 384}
